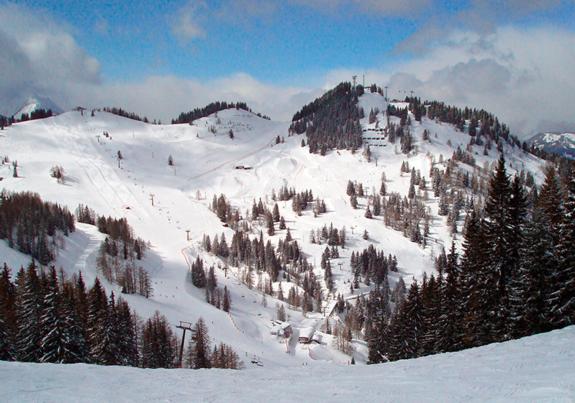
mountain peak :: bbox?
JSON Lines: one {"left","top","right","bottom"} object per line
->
{"left": 528, "top": 132, "right": 575, "bottom": 160}
{"left": 12, "top": 95, "right": 63, "bottom": 118}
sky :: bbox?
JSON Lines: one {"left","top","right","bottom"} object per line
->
{"left": 1, "top": 0, "right": 575, "bottom": 137}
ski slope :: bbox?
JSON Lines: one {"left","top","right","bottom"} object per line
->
{"left": 0, "top": 92, "right": 547, "bottom": 366}
{"left": 1, "top": 325, "right": 574, "bottom": 402}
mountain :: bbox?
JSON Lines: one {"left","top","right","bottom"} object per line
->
{"left": 3, "top": 84, "right": 568, "bottom": 385}
{"left": 1, "top": 325, "right": 574, "bottom": 402}
{"left": 528, "top": 132, "right": 575, "bottom": 160}
{"left": 12, "top": 95, "right": 63, "bottom": 118}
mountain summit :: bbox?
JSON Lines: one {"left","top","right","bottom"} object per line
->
{"left": 12, "top": 95, "right": 63, "bottom": 118}
{"left": 528, "top": 132, "right": 575, "bottom": 160}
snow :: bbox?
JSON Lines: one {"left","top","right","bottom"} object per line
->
{"left": 1, "top": 325, "right": 574, "bottom": 402}
{"left": 0, "top": 94, "right": 548, "bottom": 367}
{"left": 529, "top": 132, "right": 575, "bottom": 159}
{"left": 12, "top": 96, "right": 63, "bottom": 117}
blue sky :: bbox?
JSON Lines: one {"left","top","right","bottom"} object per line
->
{"left": 12, "top": 0, "right": 573, "bottom": 85}
{"left": 1, "top": 0, "right": 575, "bottom": 134}
{"left": 13, "top": 0, "right": 424, "bottom": 84}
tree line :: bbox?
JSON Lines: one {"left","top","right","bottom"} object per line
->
{"left": 172, "top": 101, "right": 269, "bottom": 124}
{"left": 77, "top": 204, "right": 152, "bottom": 297}
{"left": 289, "top": 82, "right": 363, "bottom": 154}
{"left": 0, "top": 262, "right": 240, "bottom": 369}
{"left": 0, "top": 191, "right": 75, "bottom": 265}
{"left": 367, "top": 157, "right": 575, "bottom": 363}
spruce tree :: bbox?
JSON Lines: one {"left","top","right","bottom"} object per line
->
{"left": 460, "top": 212, "right": 490, "bottom": 347}
{"left": 435, "top": 242, "right": 462, "bottom": 352}
{"left": 483, "top": 155, "right": 513, "bottom": 341}
{"left": 87, "top": 278, "right": 108, "bottom": 363}
{"left": 553, "top": 169, "right": 575, "bottom": 327}
{"left": 515, "top": 210, "right": 554, "bottom": 335}
{"left": 507, "top": 177, "right": 529, "bottom": 337}
{"left": 15, "top": 261, "right": 43, "bottom": 362}
{"left": 39, "top": 267, "right": 68, "bottom": 363}
{"left": 0, "top": 264, "right": 16, "bottom": 359}
{"left": 60, "top": 283, "right": 89, "bottom": 363}
{"left": 190, "top": 318, "right": 211, "bottom": 369}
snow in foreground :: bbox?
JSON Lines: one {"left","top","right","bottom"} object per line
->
{"left": 1, "top": 326, "right": 574, "bottom": 403}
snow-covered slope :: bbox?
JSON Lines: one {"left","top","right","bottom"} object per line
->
{"left": 1, "top": 325, "right": 574, "bottom": 402}
{"left": 0, "top": 92, "right": 547, "bottom": 367}
{"left": 528, "top": 132, "right": 575, "bottom": 159}
{"left": 12, "top": 95, "right": 63, "bottom": 117}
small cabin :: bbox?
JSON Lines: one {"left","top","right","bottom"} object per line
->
{"left": 270, "top": 321, "right": 292, "bottom": 338}
{"left": 298, "top": 327, "right": 315, "bottom": 344}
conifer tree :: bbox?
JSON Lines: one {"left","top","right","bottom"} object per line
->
{"left": 514, "top": 210, "right": 554, "bottom": 336}
{"left": 0, "top": 264, "right": 16, "bottom": 360}
{"left": 15, "top": 261, "right": 43, "bottom": 362}
{"left": 60, "top": 283, "right": 89, "bottom": 363}
{"left": 142, "top": 312, "right": 175, "bottom": 368}
{"left": 223, "top": 286, "right": 231, "bottom": 313}
{"left": 435, "top": 242, "right": 462, "bottom": 352}
{"left": 460, "top": 211, "right": 490, "bottom": 347}
{"left": 190, "top": 318, "right": 211, "bottom": 369}
{"left": 483, "top": 155, "right": 513, "bottom": 340}
{"left": 87, "top": 278, "right": 108, "bottom": 363}
{"left": 39, "top": 267, "right": 69, "bottom": 363}
{"left": 554, "top": 169, "right": 575, "bottom": 326}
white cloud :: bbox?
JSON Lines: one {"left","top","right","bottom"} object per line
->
{"left": 322, "top": 26, "right": 575, "bottom": 137}
{"left": 2, "top": 3, "right": 574, "bottom": 138}
{"left": 0, "top": 4, "right": 101, "bottom": 115}
{"left": 392, "top": 27, "right": 575, "bottom": 136}
{"left": 289, "top": 0, "right": 431, "bottom": 16}
{"left": 169, "top": 0, "right": 207, "bottom": 43}
{"left": 77, "top": 74, "right": 319, "bottom": 123}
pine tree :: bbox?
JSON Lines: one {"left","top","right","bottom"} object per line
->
{"left": 15, "top": 261, "right": 43, "bottom": 362}
{"left": 553, "top": 168, "right": 575, "bottom": 327}
{"left": 190, "top": 318, "right": 211, "bottom": 369}
{"left": 142, "top": 312, "right": 175, "bottom": 368}
{"left": 536, "top": 166, "right": 564, "bottom": 326}
{"left": 515, "top": 210, "right": 554, "bottom": 336}
{"left": 420, "top": 274, "right": 440, "bottom": 355}
{"left": 366, "top": 286, "right": 390, "bottom": 364}
{"left": 0, "top": 310, "right": 11, "bottom": 360}
{"left": 223, "top": 286, "right": 231, "bottom": 312}
{"left": 92, "top": 293, "right": 121, "bottom": 365}
{"left": 507, "top": 176, "right": 529, "bottom": 337}
{"left": 399, "top": 281, "right": 423, "bottom": 359}
{"left": 483, "top": 155, "right": 513, "bottom": 341}
{"left": 116, "top": 298, "right": 139, "bottom": 366}
{"left": 0, "top": 264, "right": 16, "bottom": 360}
{"left": 460, "top": 211, "right": 490, "bottom": 347}
{"left": 87, "top": 278, "right": 108, "bottom": 363}
{"left": 60, "top": 283, "right": 89, "bottom": 363}
{"left": 435, "top": 242, "right": 462, "bottom": 352}
{"left": 39, "top": 267, "right": 69, "bottom": 363}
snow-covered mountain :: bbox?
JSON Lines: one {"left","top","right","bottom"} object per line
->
{"left": 12, "top": 95, "right": 63, "bottom": 118}
{"left": 1, "top": 324, "right": 574, "bottom": 402}
{"left": 0, "top": 88, "right": 548, "bottom": 369}
{"left": 528, "top": 132, "right": 575, "bottom": 160}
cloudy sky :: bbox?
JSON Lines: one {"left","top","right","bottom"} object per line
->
{"left": 1, "top": 0, "right": 574, "bottom": 137}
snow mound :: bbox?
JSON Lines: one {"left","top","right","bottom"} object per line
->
{"left": 1, "top": 325, "right": 574, "bottom": 402}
